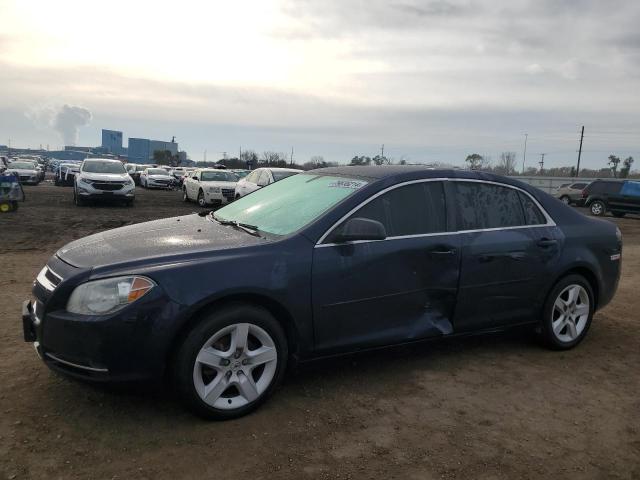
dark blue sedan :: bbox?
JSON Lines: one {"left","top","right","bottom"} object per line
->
{"left": 22, "top": 166, "right": 622, "bottom": 419}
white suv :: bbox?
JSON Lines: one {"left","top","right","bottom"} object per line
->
{"left": 74, "top": 158, "right": 136, "bottom": 206}
{"left": 183, "top": 169, "right": 238, "bottom": 207}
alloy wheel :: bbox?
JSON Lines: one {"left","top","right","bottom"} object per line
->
{"left": 198, "top": 191, "right": 206, "bottom": 207}
{"left": 560, "top": 196, "right": 570, "bottom": 204}
{"left": 551, "top": 284, "right": 590, "bottom": 343}
{"left": 590, "top": 202, "right": 604, "bottom": 216}
{"left": 192, "top": 323, "right": 278, "bottom": 410}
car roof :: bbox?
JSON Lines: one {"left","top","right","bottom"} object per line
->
{"left": 84, "top": 158, "right": 122, "bottom": 163}
{"left": 264, "top": 167, "right": 303, "bottom": 172}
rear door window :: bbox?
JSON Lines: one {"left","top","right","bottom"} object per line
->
{"left": 330, "top": 181, "right": 447, "bottom": 240}
{"left": 571, "top": 183, "right": 587, "bottom": 189}
{"left": 621, "top": 181, "right": 640, "bottom": 197}
{"left": 455, "top": 182, "right": 525, "bottom": 230}
{"left": 592, "top": 181, "right": 622, "bottom": 194}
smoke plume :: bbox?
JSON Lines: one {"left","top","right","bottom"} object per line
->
{"left": 51, "top": 104, "right": 92, "bottom": 145}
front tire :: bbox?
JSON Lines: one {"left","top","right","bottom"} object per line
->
{"left": 540, "top": 274, "right": 594, "bottom": 350}
{"left": 197, "top": 190, "right": 207, "bottom": 207}
{"left": 73, "top": 188, "right": 85, "bottom": 206}
{"left": 560, "top": 195, "right": 571, "bottom": 205}
{"left": 172, "top": 304, "right": 288, "bottom": 420}
{"left": 589, "top": 200, "right": 606, "bottom": 216}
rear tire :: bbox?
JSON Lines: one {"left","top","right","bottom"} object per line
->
{"left": 560, "top": 195, "right": 571, "bottom": 205}
{"left": 540, "top": 274, "right": 594, "bottom": 350}
{"left": 172, "top": 304, "right": 288, "bottom": 420}
{"left": 589, "top": 200, "right": 606, "bottom": 216}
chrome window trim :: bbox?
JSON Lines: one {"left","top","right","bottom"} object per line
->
{"left": 315, "top": 177, "right": 555, "bottom": 248}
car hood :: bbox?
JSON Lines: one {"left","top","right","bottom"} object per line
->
{"left": 56, "top": 214, "right": 266, "bottom": 268}
{"left": 200, "top": 180, "right": 237, "bottom": 187}
{"left": 148, "top": 174, "right": 173, "bottom": 180}
{"left": 7, "top": 168, "right": 38, "bottom": 175}
{"left": 80, "top": 172, "right": 129, "bottom": 182}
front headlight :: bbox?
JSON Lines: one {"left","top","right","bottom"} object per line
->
{"left": 208, "top": 186, "right": 221, "bottom": 193}
{"left": 66, "top": 276, "right": 155, "bottom": 315}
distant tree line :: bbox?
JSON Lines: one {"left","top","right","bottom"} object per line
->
{"left": 189, "top": 148, "right": 638, "bottom": 179}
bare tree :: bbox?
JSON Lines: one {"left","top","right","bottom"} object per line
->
{"left": 260, "top": 151, "right": 288, "bottom": 167}
{"left": 310, "top": 155, "right": 324, "bottom": 166}
{"left": 495, "top": 151, "right": 517, "bottom": 175}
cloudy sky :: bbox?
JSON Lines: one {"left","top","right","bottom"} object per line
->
{"left": 1, "top": 0, "right": 639, "bottom": 169}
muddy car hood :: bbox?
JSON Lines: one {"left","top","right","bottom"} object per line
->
{"left": 56, "top": 214, "right": 266, "bottom": 268}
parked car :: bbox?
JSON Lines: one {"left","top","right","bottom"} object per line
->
{"left": 22, "top": 167, "right": 621, "bottom": 420}
{"left": 234, "top": 167, "right": 302, "bottom": 198}
{"left": 229, "top": 169, "right": 250, "bottom": 179}
{"left": 74, "top": 158, "right": 135, "bottom": 206}
{"left": 183, "top": 168, "right": 238, "bottom": 206}
{"left": 140, "top": 168, "right": 175, "bottom": 189}
{"left": 125, "top": 164, "right": 151, "bottom": 185}
{"left": 5, "top": 161, "right": 41, "bottom": 185}
{"left": 583, "top": 179, "right": 640, "bottom": 217}
{"left": 554, "top": 181, "right": 590, "bottom": 205}
{"left": 54, "top": 163, "right": 80, "bottom": 186}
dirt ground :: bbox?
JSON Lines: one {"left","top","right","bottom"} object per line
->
{"left": 1, "top": 180, "right": 639, "bottom": 479}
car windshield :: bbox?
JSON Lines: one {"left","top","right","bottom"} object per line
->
{"left": 232, "top": 170, "right": 249, "bottom": 178}
{"left": 136, "top": 165, "right": 148, "bottom": 171}
{"left": 272, "top": 170, "right": 300, "bottom": 181}
{"left": 9, "top": 162, "right": 35, "bottom": 169}
{"left": 83, "top": 161, "right": 126, "bottom": 174}
{"left": 201, "top": 171, "right": 237, "bottom": 182}
{"left": 214, "top": 174, "right": 368, "bottom": 236}
{"left": 148, "top": 168, "right": 169, "bottom": 175}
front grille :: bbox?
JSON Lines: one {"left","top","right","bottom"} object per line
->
{"left": 19, "top": 175, "right": 32, "bottom": 182}
{"left": 221, "top": 188, "right": 235, "bottom": 200}
{"left": 152, "top": 179, "right": 170, "bottom": 184}
{"left": 93, "top": 182, "right": 124, "bottom": 191}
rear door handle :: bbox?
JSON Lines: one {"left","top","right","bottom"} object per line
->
{"left": 537, "top": 238, "right": 558, "bottom": 248}
{"left": 429, "top": 247, "right": 457, "bottom": 255}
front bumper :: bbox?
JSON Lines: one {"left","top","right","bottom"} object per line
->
{"left": 76, "top": 183, "right": 135, "bottom": 200}
{"left": 204, "top": 191, "right": 234, "bottom": 205}
{"left": 22, "top": 288, "right": 179, "bottom": 382}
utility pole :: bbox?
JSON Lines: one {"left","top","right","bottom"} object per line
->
{"left": 290, "top": 147, "right": 294, "bottom": 166}
{"left": 576, "top": 126, "right": 584, "bottom": 177}
{"left": 239, "top": 146, "right": 242, "bottom": 161}
{"left": 381, "top": 144, "right": 385, "bottom": 158}
{"left": 539, "top": 153, "right": 545, "bottom": 173}
{"left": 522, "top": 133, "right": 528, "bottom": 174}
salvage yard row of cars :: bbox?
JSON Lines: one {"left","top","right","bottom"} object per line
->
{"left": 22, "top": 166, "right": 623, "bottom": 419}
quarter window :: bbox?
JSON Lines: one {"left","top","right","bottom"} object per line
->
{"left": 330, "top": 182, "right": 447, "bottom": 240}
{"left": 518, "top": 191, "right": 546, "bottom": 225}
{"left": 455, "top": 182, "right": 525, "bottom": 230}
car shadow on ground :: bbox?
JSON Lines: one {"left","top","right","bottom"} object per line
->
{"left": 39, "top": 327, "right": 538, "bottom": 425}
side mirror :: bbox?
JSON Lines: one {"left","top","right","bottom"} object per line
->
{"left": 333, "top": 217, "right": 387, "bottom": 243}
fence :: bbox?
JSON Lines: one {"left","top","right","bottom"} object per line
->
{"left": 508, "top": 176, "right": 595, "bottom": 194}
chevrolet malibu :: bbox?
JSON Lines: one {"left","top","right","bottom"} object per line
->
{"left": 22, "top": 166, "right": 622, "bottom": 419}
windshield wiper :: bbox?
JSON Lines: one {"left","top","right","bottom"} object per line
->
{"left": 211, "top": 214, "right": 261, "bottom": 237}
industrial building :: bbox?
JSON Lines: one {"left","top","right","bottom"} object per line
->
{"left": 127, "top": 138, "right": 179, "bottom": 164}
{"left": 101, "top": 129, "right": 125, "bottom": 155}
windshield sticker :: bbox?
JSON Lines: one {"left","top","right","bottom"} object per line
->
{"left": 328, "top": 180, "right": 367, "bottom": 189}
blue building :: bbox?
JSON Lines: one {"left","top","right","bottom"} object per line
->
{"left": 127, "top": 138, "right": 178, "bottom": 164}
{"left": 101, "top": 129, "right": 124, "bottom": 155}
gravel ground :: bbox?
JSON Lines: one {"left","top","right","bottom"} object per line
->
{"left": 1, "top": 180, "right": 639, "bottom": 479}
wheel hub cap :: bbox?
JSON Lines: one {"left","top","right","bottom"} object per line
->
{"left": 551, "top": 284, "right": 589, "bottom": 342}
{"left": 192, "top": 323, "right": 278, "bottom": 410}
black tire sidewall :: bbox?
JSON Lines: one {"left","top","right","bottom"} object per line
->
{"left": 198, "top": 190, "right": 206, "bottom": 207}
{"left": 173, "top": 304, "right": 288, "bottom": 420}
{"left": 541, "top": 274, "right": 594, "bottom": 350}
